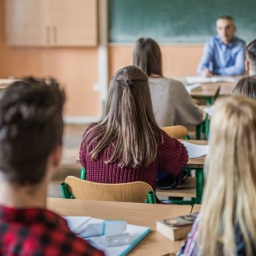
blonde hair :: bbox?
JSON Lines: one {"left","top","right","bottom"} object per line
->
{"left": 84, "top": 65, "right": 161, "bottom": 168}
{"left": 198, "top": 95, "right": 256, "bottom": 255}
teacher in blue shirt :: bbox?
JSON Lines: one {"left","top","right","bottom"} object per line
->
{"left": 197, "top": 16, "right": 246, "bottom": 77}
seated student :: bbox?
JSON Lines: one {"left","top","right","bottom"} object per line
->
{"left": 232, "top": 75, "right": 256, "bottom": 99}
{"left": 245, "top": 39, "right": 256, "bottom": 76}
{"left": 0, "top": 78, "right": 104, "bottom": 255}
{"left": 177, "top": 96, "right": 256, "bottom": 256}
{"left": 197, "top": 16, "right": 245, "bottom": 77}
{"left": 79, "top": 66, "right": 188, "bottom": 193}
{"left": 133, "top": 37, "right": 203, "bottom": 127}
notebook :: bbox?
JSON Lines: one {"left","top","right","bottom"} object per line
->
{"left": 64, "top": 216, "right": 151, "bottom": 256}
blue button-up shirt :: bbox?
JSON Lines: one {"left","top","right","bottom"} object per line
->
{"left": 197, "top": 35, "right": 246, "bottom": 76}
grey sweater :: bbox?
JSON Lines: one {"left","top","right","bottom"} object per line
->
{"left": 149, "top": 77, "right": 203, "bottom": 127}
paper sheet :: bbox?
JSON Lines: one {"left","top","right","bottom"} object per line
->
{"left": 181, "top": 141, "right": 208, "bottom": 158}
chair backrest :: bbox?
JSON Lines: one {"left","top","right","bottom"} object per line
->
{"left": 161, "top": 125, "right": 188, "bottom": 139}
{"left": 65, "top": 176, "right": 154, "bottom": 203}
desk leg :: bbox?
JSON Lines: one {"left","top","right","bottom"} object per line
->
{"left": 196, "top": 168, "right": 204, "bottom": 204}
{"left": 205, "top": 98, "right": 213, "bottom": 138}
{"left": 196, "top": 122, "right": 204, "bottom": 140}
{"left": 205, "top": 113, "right": 209, "bottom": 138}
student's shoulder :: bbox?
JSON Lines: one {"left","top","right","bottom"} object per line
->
{"left": 159, "top": 129, "right": 180, "bottom": 146}
{"left": 158, "top": 77, "right": 185, "bottom": 89}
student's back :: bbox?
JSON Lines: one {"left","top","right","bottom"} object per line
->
{"left": 133, "top": 37, "right": 203, "bottom": 127}
{"left": 79, "top": 66, "right": 188, "bottom": 193}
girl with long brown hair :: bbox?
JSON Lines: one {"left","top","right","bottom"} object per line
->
{"left": 79, "top": 66, "right": 188, "bottom": 193}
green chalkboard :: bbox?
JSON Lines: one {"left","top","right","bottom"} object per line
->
{"left": 109, "top": 0, "right": 256, "bottom": 43}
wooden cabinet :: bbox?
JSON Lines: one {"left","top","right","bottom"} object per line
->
{"left": 5, "top": 0, "right": 98, "bottom": 47}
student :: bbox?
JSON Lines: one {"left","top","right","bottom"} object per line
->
{"left": 79, "top": 66, "right": 188, "bottom": 193}
{"left": 197, "top": 16, "right": 245, "bottom": 77}
{"left": 133, "top": 37, "right": 203, "bottom": 127}
{"left": 0, "top": 78, "right": 104, "bottom": 255}
{"left": 245, "top": 39, "right": 256, "bottom": 76}
{"left": 232, "top": 75, "right": 256, "bottom": 99}
{"left": 177, "top": 96, "right": 256, "bottom": 256}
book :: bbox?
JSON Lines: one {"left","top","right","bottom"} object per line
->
{"left": 156, "top": 213, "right": 198, "bottom": 241}
{"left": 186, "top": 76, "right": 237, "bottom": 84}
{"left": 180, "top": 141, "right": 208, "bottom": 158}
{"left": 64, "top": 216, "right": 151, "bottom": 256}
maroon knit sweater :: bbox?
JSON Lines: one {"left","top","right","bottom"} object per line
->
{"left": 79, "top": 130, "right": 188, "bottom": 191}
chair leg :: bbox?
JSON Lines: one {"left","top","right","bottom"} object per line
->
{"left": 145, "top": 190, "right": 156, "bottom": 204}
{"left": 60, "top": 182, "right": 70, "bottom": 198}
{"left": 80, "top": 167, "right": 87, "bottom": 180}
{"left": 60, "top": 182, "right": 75, "bottom": 199}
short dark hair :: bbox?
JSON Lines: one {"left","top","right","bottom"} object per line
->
{"left": 217, "top": 15, "right": 235, "bottom": 22}
{"left": 0, "top": 77, "right": 65, "bottom": 185}
{"left": 247, "top": 39, "right": 256, "bottom": 69}
{"left": 232, "top": 75, "right": 256, "bottom": 100}
{"left": 133, "top": 37, "right": 163, "bottom": 76}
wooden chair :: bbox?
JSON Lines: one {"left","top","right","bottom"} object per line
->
{"left": 161, "top": 125, "right": 189, "bottom": 139}
{"left": 62, "top": 176, "right": 155, "bottom": 203}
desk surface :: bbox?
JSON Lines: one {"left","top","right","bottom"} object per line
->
{"left": 190, "top": 84, "right": 220, "bottom": 99}
{"left": 47, "top": 198, "right": 192, "bottom": 255}
{"left": 201, "top": 82, "right": 236, "bottom": 96}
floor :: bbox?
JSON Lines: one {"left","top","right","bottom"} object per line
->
{"left": 48, "top": 124, "right": 87, "bottom": 198}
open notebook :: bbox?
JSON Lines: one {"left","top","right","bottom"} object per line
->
{"left": 181, "top": 141, "right": 208, "bottom": 158}
{"left": 64, "top": 216, "right": 151, "bottom": 256}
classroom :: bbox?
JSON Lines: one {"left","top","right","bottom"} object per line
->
{"left": 0, "top": 0, "right": 256, "bottom": 255}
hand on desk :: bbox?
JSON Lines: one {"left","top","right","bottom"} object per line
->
{"left": 201, "top": 69, "right": 213, "bottom": 78}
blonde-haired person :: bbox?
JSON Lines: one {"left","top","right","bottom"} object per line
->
{"left": 133, "top": 37, "right": 203, "bottom": 127}
{"left": 177, "top": 95, "right": 256, "bottom": 255}
{"left": 79, "top": 66, "right": 188, "bottom": 197}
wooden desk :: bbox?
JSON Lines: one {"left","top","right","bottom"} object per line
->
{"left": 190, "top": 84, "right": 220, "bottom": 105}
{"left": 47, "top": 198, "right": 192, "bottom": 255}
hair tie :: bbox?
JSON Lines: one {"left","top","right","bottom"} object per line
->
{"left": 125, "top": 79, "right": 133, "bottom": 86}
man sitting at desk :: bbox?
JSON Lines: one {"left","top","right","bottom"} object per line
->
{"left": 246, "top": 39, "right": 256, "bottom": 76}
{"left": 197, "top": 15, "right": 245, "bottom": 77}
{"left": 0, "top": 78, "right": 104, "bottom": 255}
